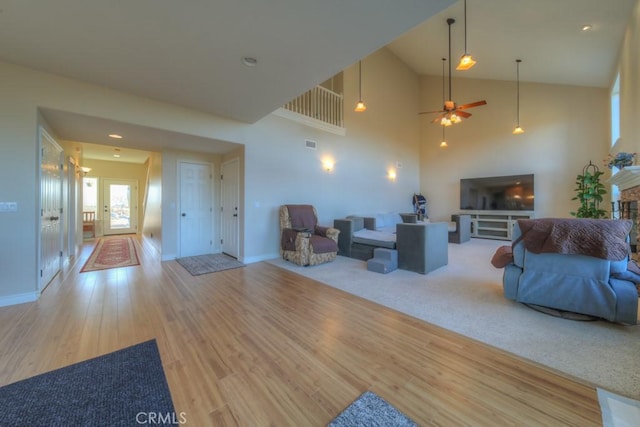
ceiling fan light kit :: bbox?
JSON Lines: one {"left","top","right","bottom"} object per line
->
{"left": 419, "top": 17, "right": 486, "bottom": 130}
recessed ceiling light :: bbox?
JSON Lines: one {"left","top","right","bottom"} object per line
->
{"left": 581, "top": 24, "right": 592, "bottom": 31}
{"left": 109, "top": 134, "right": 123, "bottom": 139}
{"left": 242, "top": 56, "right": 258, "bottom": 67}
{"left": 113, "top": 154, "right": 121, "bottom": 158}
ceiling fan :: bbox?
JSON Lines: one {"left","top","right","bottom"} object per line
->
{"left": 419, "top": 18, "right": 486, "bottom": 126}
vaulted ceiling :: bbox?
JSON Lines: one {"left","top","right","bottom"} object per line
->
{"left": 0, "top": 0, "right": 634, "bottom": 161}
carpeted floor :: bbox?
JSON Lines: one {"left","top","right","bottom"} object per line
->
{"left": 0, "top": 340, "right": 176, "bottom": 426}
{"left": 176, "top": 253, "right": 244, "bottom": 276}
{"left": 81, "top": 236, "right": 140, "bottom": 272}
{"left": 268, "top": 238, "right": 640, "bottom": 400}
{"left": 328, "top": 391, "right": 417, "bottom": 427}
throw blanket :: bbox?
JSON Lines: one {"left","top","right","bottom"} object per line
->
{"left": 516, "top": 218, "right": 632, "bottom": 261}
{"left": 281, "top": 228, "right": 337, "bottom": 254}
{"left": 281, "top": 228, "right": 299, "bottom": 252}
{"left": 286, "top": 205, "right": 317, "bottom": 229}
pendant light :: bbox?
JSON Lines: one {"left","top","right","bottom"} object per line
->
{"left": 354, "top": 60, "right": 367, "bottom": 112}
{"left": 440, "top": 126, "right": 448, "bottom": 148}
{"left": 456, "top": 0, "right": 476, "bottom": 71}
{"left": 513, "top": 59, "right": 524, "bottom": 134}
{"left": 439, "top": 57, "right": 449, "bottom": 148}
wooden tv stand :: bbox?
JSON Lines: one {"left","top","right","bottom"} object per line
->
{"left": 461, "top": 210, "right": 534, "bottom": 241}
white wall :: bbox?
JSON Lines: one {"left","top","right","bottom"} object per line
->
{"left": 616, "top": 0, "right": 640, "bottom": 156}
{"left": 0, "top": 44, "right": 426, "bottom": 301}
{"left": 142, "top": 153, "right": 163, "bottom": 253}
{"left": 419, "top": 75, "right": 609, "bottom": 221}
{"left": 242, "top": 48, "right": 421, "bottom": 262}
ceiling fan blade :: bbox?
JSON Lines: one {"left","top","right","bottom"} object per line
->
{"left": 418, "top": 109, "right": 445, "bottom": 115}
{"left": 456, "top": 100, "right": 487, "bottom": 110}
{"left": 456, "top": 110, "right": 472, "bottom": 118}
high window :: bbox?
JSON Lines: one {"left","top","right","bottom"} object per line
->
{"left": 611, "top": 72, "right": 620, "bottom": 147}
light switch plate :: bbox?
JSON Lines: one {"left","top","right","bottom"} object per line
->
{"left": 0, "top": 202, "right": 18, "bottom": 212}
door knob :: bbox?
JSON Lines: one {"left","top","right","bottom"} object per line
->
{"left": 181, "top": 213, "right": 186, "bottom": 217}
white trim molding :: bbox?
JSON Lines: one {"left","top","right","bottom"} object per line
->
{"left": 608, "top": 166, "right": 640, "bottom": 191}
{"left": 0, "top": 292, "right": 38, "bottom": 308}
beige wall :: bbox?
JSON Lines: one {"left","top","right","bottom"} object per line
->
{"left": 80, "top": 158, "right": 148, "bottom": 236}
{"left": 615, "top": 0, "right": 640, "bottom": 157}
{"left": 142, "top": 152, "right": 163, "bottom": 253}
{"left": 160, "top": 150, "right": 222, "bottom": 260}
{"left": 419, "top": 76, "right": 609, "bottom": 221}
{"left": 242, "top": 48, "right": 421, "bottom": 261}
{"left": 3, "top": 9, "right": 639, "bottom": 303}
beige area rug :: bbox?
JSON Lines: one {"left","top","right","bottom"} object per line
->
{"left": 176, "top": 253, "right": 244, "bottom": 276}
{"left": 267, "top": 238, "right": 640, "bottom": 401}
{"left": 81, "top": 237, "right": 140, "bottom": 273}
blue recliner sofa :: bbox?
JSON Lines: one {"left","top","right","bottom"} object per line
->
{"left": 503, "top": 219, "right": 638, "bottom": 324}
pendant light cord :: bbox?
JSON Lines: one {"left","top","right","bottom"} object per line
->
{"left": 441, "top": 57, "right": 446, "bottom": 104}
{"left": 358, "top": 61, "right": 362, "bottom": 100}
{"left": 447, "top": 19, "right": 454, "bottom": 101}
{"left": 516, "top": 59, "right": 521, "bottom": 125}
{"left": 463, "top": 0, "right": 468, "bottom": 54}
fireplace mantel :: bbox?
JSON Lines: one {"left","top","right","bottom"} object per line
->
{"left": 607, "top": 166, "right": 640, "bottom": 191}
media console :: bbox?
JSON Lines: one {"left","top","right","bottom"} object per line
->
{"left": 461, "top": 210, "right": 534, "bottom": 241}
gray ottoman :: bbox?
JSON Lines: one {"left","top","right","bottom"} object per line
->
{"left": 367, "top": 248, "right": 398, "bottom": 274}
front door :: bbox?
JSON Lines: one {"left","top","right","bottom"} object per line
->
{"left": 221, "top": 158, "right": 240, "bottom": 258}
{"left": 103, "top": 179, "right": 138, "bottom": 235}
{"left": 39, "top": 128, "right": 63, "bottom": 291}
{"left": 179, "top": 161, "right": 213, "bottom": 257}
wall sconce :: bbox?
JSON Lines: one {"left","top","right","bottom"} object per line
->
{"left": 388, "top": 170, "right": 397, "bottom": 181}
{"left": 322, "top": 159, "right": 334, "bottom": 172}
{"left": 80, "top": 166, "right": 92, "bottom": 176}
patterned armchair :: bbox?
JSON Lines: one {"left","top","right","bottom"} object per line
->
{"left": 279, "top": 205, "right": 340, "bottom": 266}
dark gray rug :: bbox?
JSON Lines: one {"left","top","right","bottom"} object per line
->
{"left": 328, "top": 391, "right": 418, "bottom": 427}
{"left": 0, "top": 340, "right": 177, "bottom": 426}
{"left": 176, "top": 253, "right": 244, "bottom": 276}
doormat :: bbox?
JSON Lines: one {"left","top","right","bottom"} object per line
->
{"left": 0, "top": 340, "right": 178, "bottom": 426}
{"left": 81, "top": 236, "right": 140, "bottom": 272}
{"left": 328, "top": 391, "right": 417, "bottom": 427}
{"left": 176, "top": 253, "right": 244, "bottom": 276}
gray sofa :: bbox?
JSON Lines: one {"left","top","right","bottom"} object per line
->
{"left": 397, "top": 222, "right": 448, "bottom": 274}
{"left": 334, "top": 214, "right": 448, "bottom": 274}
{"left": 333, "top": 216, "right": 396, "bottom": 261}
{"left": 448, "top": 214, "right": 471, "bottom": 243}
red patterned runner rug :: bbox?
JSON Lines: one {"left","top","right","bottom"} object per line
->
{"left": 81, "top": 237, "right": 140, "bottom": 273}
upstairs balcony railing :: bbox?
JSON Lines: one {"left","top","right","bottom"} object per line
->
{"left": 283, "top": 85, "right": 344, "bottom": 128}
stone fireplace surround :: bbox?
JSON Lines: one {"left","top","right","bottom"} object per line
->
{"left": 608, "top": 166, "right": 640, "bottom": 249}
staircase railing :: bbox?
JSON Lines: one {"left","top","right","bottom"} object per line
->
{"left": 283, "top": 85, "right": 344, "bottom": 128}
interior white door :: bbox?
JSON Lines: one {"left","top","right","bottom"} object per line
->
{"left": 221, "top": 158, "right": 240, "bottom": 258}
{"left": 179, "top": 161, "right": 213, "bottom": 257}
{"left": 103, "top": 179, "right": 138, "bottom": 235}
{"left": 39, "top": 128, "right": 63, "bottom": 291}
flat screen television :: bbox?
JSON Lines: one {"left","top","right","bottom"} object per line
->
{"left": 460, "top": 174, "right": 534, "bottom": 211}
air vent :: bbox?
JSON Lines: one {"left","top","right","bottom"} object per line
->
{"left": 305, "top": 139, "right": 317, "bottom": 150}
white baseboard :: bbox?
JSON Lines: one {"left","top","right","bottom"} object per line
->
{"left": 161, "top": 253, "right": 177, "bottom": 262}
{"left": 242, "top": 253, "right": 280, "bottom": 264}
{"left": 0, "top": 292, "right": 38, "bottom": 308}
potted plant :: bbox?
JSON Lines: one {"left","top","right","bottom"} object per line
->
{"left": 570, "top": 162, "right": 608, "bottom": 218}
{"left": 605, "top": 152, "right": 636, "bottom": 170}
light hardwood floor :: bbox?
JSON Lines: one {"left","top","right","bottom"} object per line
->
{"left": 0, "top": 236, "right": 602, "bottom": 426}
